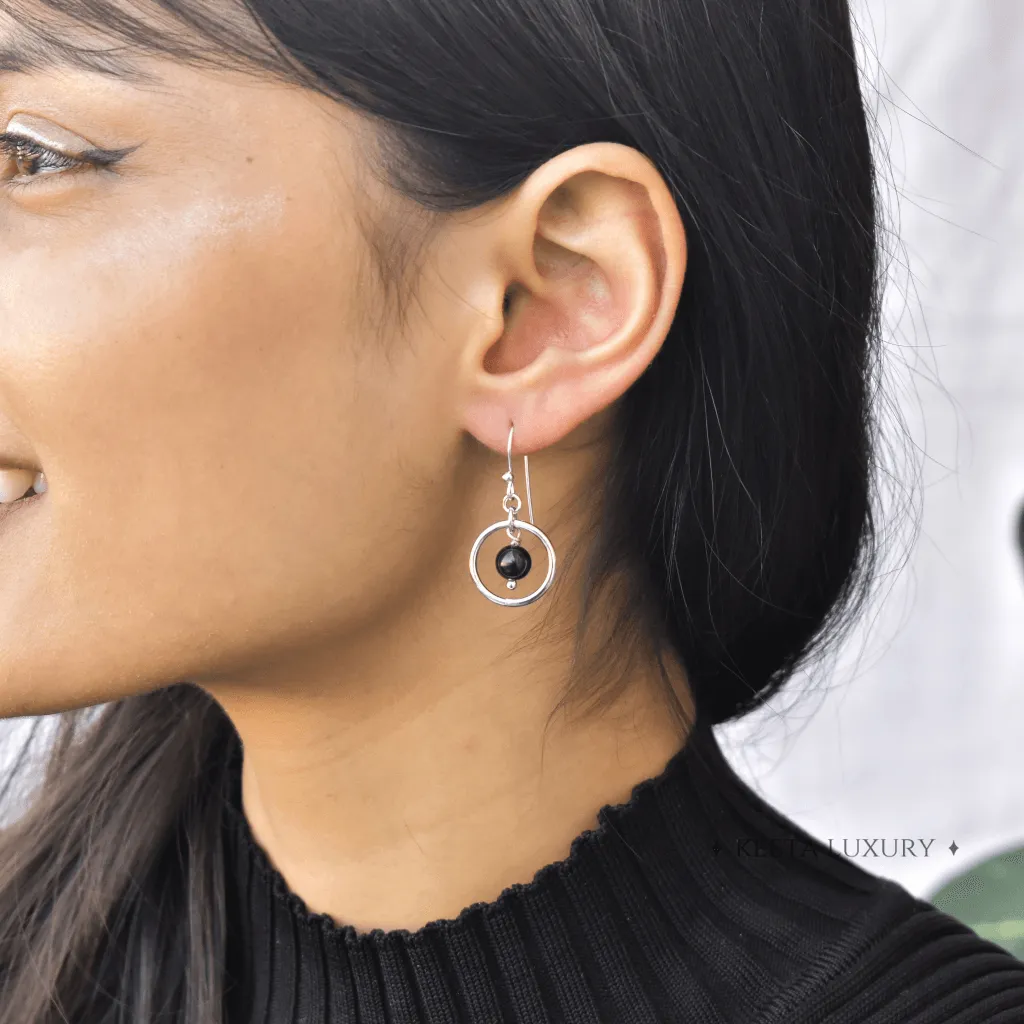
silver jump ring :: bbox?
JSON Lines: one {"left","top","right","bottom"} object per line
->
{"left": 469, "top": 519, "right": 557, "bottom": 607}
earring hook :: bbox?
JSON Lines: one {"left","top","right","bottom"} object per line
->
{"left": 506, "top": 422, "right": 534, "bottom": 525}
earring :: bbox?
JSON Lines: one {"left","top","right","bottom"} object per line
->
{"left": 469, "top": 422, "right": 557, "bottom": 607}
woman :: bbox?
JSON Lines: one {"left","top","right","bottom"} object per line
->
{"left": 0, "top": 0, "right": 1021, "bottom": 1019}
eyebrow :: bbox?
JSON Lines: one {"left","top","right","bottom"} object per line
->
{"left": 0, "top": 29, "right": 159, "bottom": 85}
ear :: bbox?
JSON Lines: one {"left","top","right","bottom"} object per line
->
{"left": 453, "top": 141, "right": 687, "bottom": 456}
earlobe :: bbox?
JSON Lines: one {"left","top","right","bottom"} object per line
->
{"left": 459, "top": 142, "right": 687, "bottom": 457}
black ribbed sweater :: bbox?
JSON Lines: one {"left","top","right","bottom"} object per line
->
{"left": 221, "top": 722, "right": 1024, "bottom": 1023}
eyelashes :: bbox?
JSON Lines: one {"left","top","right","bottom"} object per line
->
{"left": 0, "top": 131, "right": 135, "bottom": 192}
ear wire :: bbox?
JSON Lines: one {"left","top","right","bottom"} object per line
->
{"left": 506, "top": 422, "right": 534, "bottom": 525}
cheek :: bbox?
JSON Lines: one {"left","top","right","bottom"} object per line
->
{"left": 0, "top": 187, "right": 416, "bottom": 714}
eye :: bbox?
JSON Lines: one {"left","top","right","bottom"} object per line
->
{"left": 0, "top": 131, "right": 91, "bottom": 191}
{"left": 0, "top": 127, "right": 136, "bottom": 194}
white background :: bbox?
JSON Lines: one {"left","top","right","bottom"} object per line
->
{"left": 718, "top": 0, "right": 1024, "bottom": 900}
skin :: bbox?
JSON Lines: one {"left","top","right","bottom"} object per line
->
{"left": 0, "top": 16, "right": 693, "bottom": 930}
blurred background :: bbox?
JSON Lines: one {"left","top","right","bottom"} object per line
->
{"left": 717, "top": 0, "right": 1024, "bottom": 953}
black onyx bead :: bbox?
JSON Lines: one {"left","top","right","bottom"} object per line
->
{"left": 496, "top": 544, "right": 532, "bottom": 580}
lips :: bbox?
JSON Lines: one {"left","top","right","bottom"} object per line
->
{"left": 0, "top": 487, "right": 44, "bottom": 532}
{"left": 0, "top": 467, "right": 47, "bottom": 503}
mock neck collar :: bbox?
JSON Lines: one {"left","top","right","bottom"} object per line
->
{"left": 220, "top": 719, "right": 903, "bottom": 1023}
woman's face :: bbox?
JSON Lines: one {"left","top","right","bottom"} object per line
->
{"left": 0, "top": 13, "right": 686, "bottom": 722}
{"left": 0, "top": 20, "right": 499, "bottom": 717}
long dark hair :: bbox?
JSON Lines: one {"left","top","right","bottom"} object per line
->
{"left": 0, "top": 0, "right": 909, "bottom": 1019}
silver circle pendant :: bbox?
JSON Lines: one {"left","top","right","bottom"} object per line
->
{"left": 469, "top": 520, "right": 557, "bottom": 607}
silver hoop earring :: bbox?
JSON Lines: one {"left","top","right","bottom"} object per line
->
{"left": 468, "top": 422, "right": 557, "bottom": 607}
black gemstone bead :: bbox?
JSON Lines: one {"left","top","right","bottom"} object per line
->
{"left": 496, "top": 544, "right": 532, "bottom": 580}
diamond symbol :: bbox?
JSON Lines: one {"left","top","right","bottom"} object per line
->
{"left": 949, "top": 841, "right": 959, "bottom": 855}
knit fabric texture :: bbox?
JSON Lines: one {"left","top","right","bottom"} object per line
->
{"left": 221, "top": 722, "right": 1024, "bottom": 1023}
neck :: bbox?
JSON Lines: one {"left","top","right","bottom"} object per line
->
{"left": 209, "top": 648, "right": 691, "bottom": 934}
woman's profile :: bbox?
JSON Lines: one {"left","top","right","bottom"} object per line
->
{"left": 0, "top": 0, "right": 1021, "bottom": 1021}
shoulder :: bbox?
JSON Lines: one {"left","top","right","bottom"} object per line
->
{"left": 758, "top": 881, "right": 1024, "bottom": 1023}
